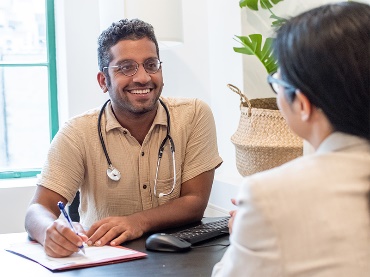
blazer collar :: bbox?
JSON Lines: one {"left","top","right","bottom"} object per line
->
{"left": 317, "top": 132, "right": 370, "bottom": 154}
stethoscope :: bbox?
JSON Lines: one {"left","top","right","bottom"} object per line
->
{"left": 98, "top": 99, "right": 176, "bottom": 198}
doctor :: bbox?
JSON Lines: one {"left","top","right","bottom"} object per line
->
{"left": 25, "top": 18, "right": 222, "bottom": 258}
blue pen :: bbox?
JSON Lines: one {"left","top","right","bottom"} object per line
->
{"left": 57, "top": 201, "right": 85, "bottom": 254}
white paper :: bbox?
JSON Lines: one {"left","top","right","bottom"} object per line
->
{"left": 6, "top": 240, "right": 145, "bottom": 271}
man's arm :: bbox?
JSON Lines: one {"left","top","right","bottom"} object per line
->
{"left": 25, "top": 186, "right": 87, "bottom": 257}
{"left": 86, "top": 169, "right": 215, "bottom": 246}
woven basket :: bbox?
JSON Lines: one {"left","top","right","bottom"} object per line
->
{"left": 228, "top": 84, "right": 303, "bottom": 176}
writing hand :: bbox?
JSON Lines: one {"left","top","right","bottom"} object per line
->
{"left": 44, "top": 219, "right": 88, "bottom": 258}
{"left": 86, "top": 215, "right": 144, "bottom": 247}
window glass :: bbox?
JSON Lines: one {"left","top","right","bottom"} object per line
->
{"left": 0, "top": 0, "right": 54, "bottom": 177}
{"left": 1, "top": 66, "right": 49, "bottom": 169}
{"left": 0, "top": 0, "right": 46, "bottom": 63}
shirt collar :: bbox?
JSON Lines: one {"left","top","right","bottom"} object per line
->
{"left": 104, "top": 99, "right": 168, "bottom": 132}
{"left": 153, "top": 99, "right": 168, "bottom": 127}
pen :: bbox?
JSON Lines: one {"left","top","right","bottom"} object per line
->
{"left": 57, "top": 201, "right": 85, "bottom": 254}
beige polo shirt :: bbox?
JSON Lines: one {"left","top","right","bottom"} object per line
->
{"left": 38, "top": 97, "right": 223, "bottom": 228}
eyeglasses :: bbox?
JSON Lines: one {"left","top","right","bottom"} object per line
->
{"left": 103, "top": 57, "right": 162, "bottom": 77}
{"left": 267, "top": 72, "right": 297, "bottom": 94}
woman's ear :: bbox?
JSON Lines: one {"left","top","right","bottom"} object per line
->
{"left": 295, "top": 90, "right": 312, "bottom": 121}
{"left": 97, "top": 71, "right": 108, "bottom": 93}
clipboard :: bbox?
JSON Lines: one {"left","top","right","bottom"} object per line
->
{"left": 6, "top": 240, "right": 147, "bottom": 271}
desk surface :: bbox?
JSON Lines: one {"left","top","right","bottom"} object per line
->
{"left": 0, "top": 218, "right": 229, "bottom": 277}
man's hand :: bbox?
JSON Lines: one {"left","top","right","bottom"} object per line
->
{"left": 228, "top": 198, "right": 237, "bottom": 234}
{"left": 86, "top": 215, "right": 144, "bottom": 247}
{"left": 25, "top": 187, "right": 88, "bottom": 258}
{"left": 43, "top": 219, "right": 88, "bottom": 258}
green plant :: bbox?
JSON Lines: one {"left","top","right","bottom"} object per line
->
{"left": 233, "top": 0, "right": 287, "bottom": 74}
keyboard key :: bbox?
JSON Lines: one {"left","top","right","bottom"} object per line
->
{"left": 170, "top": 217, "right": 230, "bottom": 245}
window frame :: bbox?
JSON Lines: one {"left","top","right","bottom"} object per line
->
{"left": 0, "top": 0, "right": 59, "bottom": 179}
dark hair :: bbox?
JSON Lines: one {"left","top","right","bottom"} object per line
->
{"left": 97, "top": 18, "right": 159, "bottom": 72}
{"left": 273, "top": 2, "right": 370, "bottom": 140}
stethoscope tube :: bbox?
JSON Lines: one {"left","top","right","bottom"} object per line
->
{"left": 98, "top": 99, "right": 176, "bottom": 198}
{"left": 98, "top": 100, "right": 121, "bottom": 181}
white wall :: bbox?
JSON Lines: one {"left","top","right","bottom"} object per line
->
{"left": 0, "top": 179, "right": 36, "bottom": 233}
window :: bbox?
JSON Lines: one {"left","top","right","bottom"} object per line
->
{"left": 0, "top": 0, "right": 58, "bottom": 179}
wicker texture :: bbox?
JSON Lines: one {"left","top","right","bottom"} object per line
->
{"left": 228, "top": 84, "right": 303, "bottom": 176}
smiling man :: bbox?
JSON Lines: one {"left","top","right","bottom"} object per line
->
{"left": 25, "top": 19, "right": 222, "bottom": 258}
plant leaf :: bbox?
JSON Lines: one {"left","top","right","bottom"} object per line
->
{"left": 233, "top": 34, "right": 278, "bottom": 74}
{"left": 270, "top": 13, "right": 288, "bottom": 28}
{"left": 239, "top": 0, "right": 258, "bottom": 10}
{"left": 239, "top": 0, "right": 284, "bottom": 10}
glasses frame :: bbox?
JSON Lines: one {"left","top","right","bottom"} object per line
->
{"left": 267, "top": 72, "right": 297, "bottom": 95}
{"left": 103, "top": 58, "right": 162, "bottom": 77}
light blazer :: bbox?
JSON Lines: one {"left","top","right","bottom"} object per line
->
{"left": 212, "top": 132, "right": 370, "bottom": 277}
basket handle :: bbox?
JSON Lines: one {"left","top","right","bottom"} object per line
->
{"left": 227, "top": 84, "right": 252, "bottom": 116}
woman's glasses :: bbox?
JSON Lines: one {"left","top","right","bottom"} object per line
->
{"left": 267, "top": 72, "right": 297, "bottom": 94}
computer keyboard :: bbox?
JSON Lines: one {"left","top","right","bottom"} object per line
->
{"left": 169, "top": 216, "right": 230, "bottom": 245}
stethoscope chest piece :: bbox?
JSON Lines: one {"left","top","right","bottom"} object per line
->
{"left": 107, "top": 165, "right": 121, "bottom": 181}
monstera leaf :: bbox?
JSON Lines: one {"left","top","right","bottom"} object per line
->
{"left": 239, "top": 0, "right": 287, "bottom": 28}
{"left": 233, "top": 34, "right": 278, "bottom": 74}
{"left": 233, "top": 0, "right": 285, "bottom": 74}
{"left": 239, "top": 0, "right": 284, "bottom": 10}
{"left": 270, "top": 12, "right": 288, "bottom": 28}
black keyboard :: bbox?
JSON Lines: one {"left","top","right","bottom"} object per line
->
{"left": 169, "top": 217, "right": 230, "bottom": 245}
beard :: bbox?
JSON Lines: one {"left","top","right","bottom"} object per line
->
{"left": 108, "top": 83, "right": 163, "bottom": 116}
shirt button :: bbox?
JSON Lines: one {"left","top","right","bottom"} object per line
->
{"left": 141, "top": 152, "right": 144, "bottom": 156}
{"left": 123, "top": 130, "right": 127, "bottom": 134}
{"left": 143, "top": 184, "right": 147, "bottom": 189}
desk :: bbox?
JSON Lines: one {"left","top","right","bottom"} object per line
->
{"left": 0, "top": 218, "right": 229, "bottom": 277}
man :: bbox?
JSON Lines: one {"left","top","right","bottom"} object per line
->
{"left": 25, "top": 18, "right": 222, "bottom": 258}
{"left": 213, "top": 2, "right": 370, "bottom": 276}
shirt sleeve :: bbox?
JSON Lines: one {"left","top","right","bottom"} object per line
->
{"left": 38, "top": 120, "right": 85, "bottom": 203}
{"left": 181, "top": 99, "right": 223, "bottom": 183}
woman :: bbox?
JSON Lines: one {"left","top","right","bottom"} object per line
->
{"left": 212, "top": 2, "right": 370, "bottom": 276}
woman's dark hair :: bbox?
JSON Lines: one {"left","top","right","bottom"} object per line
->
{"left": 97, "top": 18, "right": 159, "bottom": 72}
{"left": 273, "top": 2, "right": 370, "bottom": 140}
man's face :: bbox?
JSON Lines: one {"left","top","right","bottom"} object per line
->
{"left": 103, "top": 37, "right": 163, "bottom": 116}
